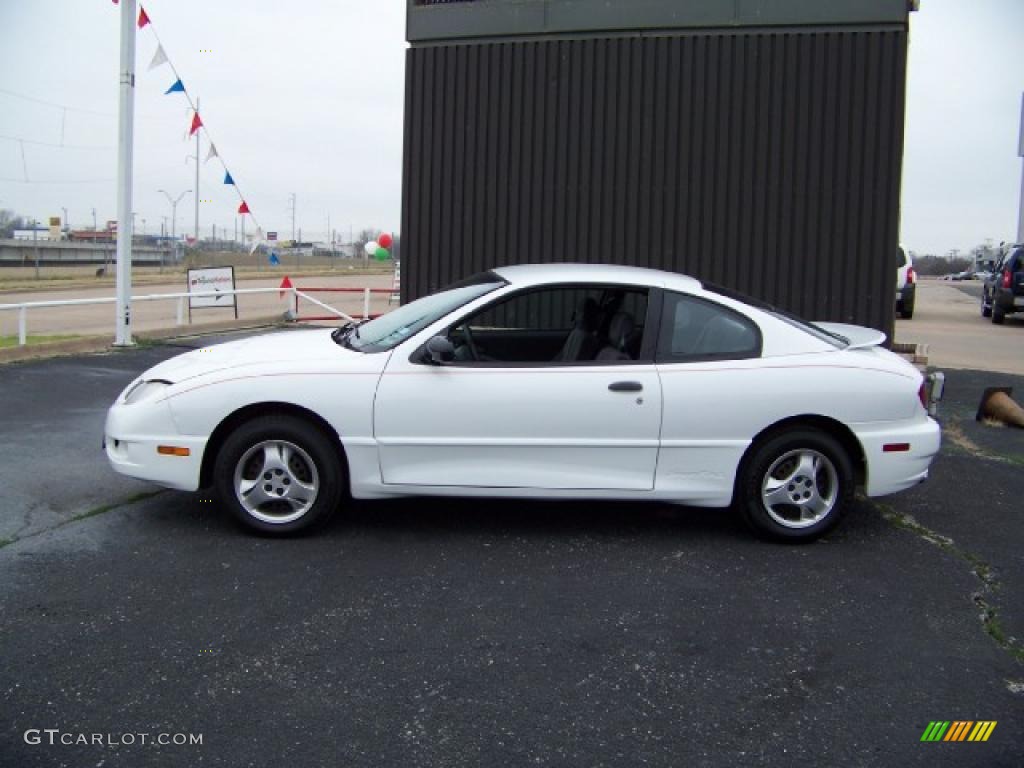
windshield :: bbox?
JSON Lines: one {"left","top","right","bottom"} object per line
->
{"left": 340, "top": 273, "right": 506, "bottom": 353}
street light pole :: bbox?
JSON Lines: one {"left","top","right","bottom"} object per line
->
{"left": 1017, "top": 92, "right": 1024, "bottom": 243}
{"left": 159, "top": 189, "right": 190, "bottom": 243}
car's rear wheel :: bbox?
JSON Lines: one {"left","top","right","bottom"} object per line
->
{"left": 898, "top": 294, "right": 915, "bottom": 319}
{"left": 214, "top": 415, "right": 344, "bottom": 535}
{"left": 992, "top": 303, "right": 1006, "bottom": 325}
{"left": 981, "top": 291, "right": 992, "bottom": 318}
{"left": 738, "top": 429, "right": 852, "bottom": 543}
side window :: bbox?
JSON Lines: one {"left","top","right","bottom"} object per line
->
{"left": 447, "top": 284, "right": 649, "bottom": 365}
{"left": 657, "top": 291, "right": 761, "bottom": 363}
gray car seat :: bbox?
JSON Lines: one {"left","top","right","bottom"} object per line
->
{"left": 555, "top": 297, "right": 601, "bottom": 362}
{"left": 595, "top": 312, "right": 635, "bottom": 361}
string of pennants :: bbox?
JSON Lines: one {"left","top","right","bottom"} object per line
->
{"left": 118, "top": 2, "right": 264, "bottom": 250}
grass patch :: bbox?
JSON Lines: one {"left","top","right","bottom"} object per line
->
{"left": 0, "top": 490, "right": 163, "bottom": 550}
{"left": 0, "top": 334, "right": 82, "bottom": 348}
{"left": 67, "top": 491, "right": 163, "bottom": 524}
{"left": 877, "top": 502, "right": 1024, "bottom": 664}
{"left": 942, "top": 417, "right": 1024, "bottom": 467}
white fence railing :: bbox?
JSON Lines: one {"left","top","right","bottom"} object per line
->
{"left": 0, "top": 287, "right": 361, "bottom": 346}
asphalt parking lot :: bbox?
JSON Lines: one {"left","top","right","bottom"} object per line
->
{"left": 1, "top": 334, "right": 1023, "bottom": 767}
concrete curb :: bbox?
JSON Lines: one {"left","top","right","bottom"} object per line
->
{"left": 892, "top": 341, "right": 930, "bottom": 368}
{"left": 0, "top": 314, "right": 288, "bottom": 365}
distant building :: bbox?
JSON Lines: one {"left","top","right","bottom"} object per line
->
{"left": 12, "top": 228, "right": 58, "bottom": 242}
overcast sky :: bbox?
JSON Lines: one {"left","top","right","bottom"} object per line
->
{"left": 0, "top": 0, "right": 1021, "bottom": 254}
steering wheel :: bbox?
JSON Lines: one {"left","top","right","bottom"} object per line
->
{"left": 461, "top": 325, "right": 481, "bottom": 361}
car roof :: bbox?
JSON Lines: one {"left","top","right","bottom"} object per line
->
{"left": 491, "top": 263, "right": 703, "bottom": 292}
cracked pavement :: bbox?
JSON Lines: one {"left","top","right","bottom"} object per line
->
{"left": 0, "top": 339, "right": 1022, "bottom": 767}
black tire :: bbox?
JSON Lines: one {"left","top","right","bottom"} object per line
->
{"left": 899, "top": 303, "right": 914, "bottom": 320}
{"left": 981, "top": 292, "right": 992, "bottom": 318}
{"left": 213, "top": 414, "right": 344, "bottom": 535}
{"left": 737, "top": 429, "right": 853, "bottom": 543}
{"left": 992, "top": 304, "right": 1006, "bottom": 325}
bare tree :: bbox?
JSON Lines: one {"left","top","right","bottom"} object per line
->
{"left": 0, "top": 209, "right": 27, "bottom": 239}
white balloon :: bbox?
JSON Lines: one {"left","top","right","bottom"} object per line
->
{"left": 364, "top": 240, "right": 379, "bottom": 256}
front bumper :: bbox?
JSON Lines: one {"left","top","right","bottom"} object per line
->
{"left": 104, "top": 400, "right": 206, "bottom": 492}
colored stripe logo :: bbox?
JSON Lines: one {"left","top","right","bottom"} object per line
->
{"left": 921, "top": 721, "right": 997, "bottom": 742}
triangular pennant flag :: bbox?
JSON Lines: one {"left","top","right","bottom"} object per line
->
{"left": 204, "top": 143, "right": 219, "bottom": 163}
{"left": 223, "top": 171, "right": 235, "bottom": 185}
{"left": 237, "top": 201, "right": 250, "bottom": 215}
{"left": 148, "top": 44, "right": 168, "bottom": 71}
{"left": 189, "top": 112, "right": 202, "bottom": 136}
{"left": 164, "top": 79, "right": 185, "bottom": 95}
{"left": 138, "top": 7, "right": 151, "bottom": 28}
{"left": 278, "top": 275, "right": 293, "bottom": 297}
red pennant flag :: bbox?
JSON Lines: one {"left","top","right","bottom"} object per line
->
{"left": 279, "top": 275, "right": 293, "bottom": 299}
{"left": 237, "top": 201, "right": 250, "bottom": 215}
{"left": 138, "top": 7, "right": 151, "bottom": 28}
{"left": 189, "top": 112, "right": 202, "bottom": 136}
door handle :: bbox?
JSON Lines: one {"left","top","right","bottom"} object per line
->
{"left": 608, "top": 381, "right": 643, "bottom": 392}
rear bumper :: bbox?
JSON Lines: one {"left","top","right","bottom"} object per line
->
{"left": 993, "top": 289, "right": 1024, "bottom": 312}
{"left": 855, "top": 417, "right": 942, "bottom": 497}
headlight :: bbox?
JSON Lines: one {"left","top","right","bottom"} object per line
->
{"left": 123, "top": 379, "right": 172, "bottom": 405}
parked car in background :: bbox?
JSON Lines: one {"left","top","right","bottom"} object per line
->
{"left": 896, "top": 247, "right": 915, "bottom": 319}
{"left": 105, "top": 264, "right": 944, "bottom": 544}
{"left": 981, "top": 245, "right": 1024, "bottom": 324}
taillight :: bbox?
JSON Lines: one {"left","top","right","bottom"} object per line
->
{"left": 906, "top": 266, "right": 915, "bottom": 284}
{"left": 1002, "top": 269, "right": 1012, "bottom": 289}
{"left": 918, "top": 383, "right": 927, "bottom": 410}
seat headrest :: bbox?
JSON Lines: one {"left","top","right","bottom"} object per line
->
{"left": 608, "top": 311, "right": 635, "bottom": 349}
{"left": 575, "top": 297, "right": 600, "bottom": 331}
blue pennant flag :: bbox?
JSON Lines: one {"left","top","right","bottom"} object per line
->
{"left": 223, "top": 171, "right": 235, "bottom": 185}
{"left": 164, "top": 79, "right": 185, "bottom": 95}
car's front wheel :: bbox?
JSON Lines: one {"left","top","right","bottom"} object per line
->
{"left": 737, "top": 429, "right": 853, "bottom": 542}
{"left": 214, "top": 415, "right": 344, "bottom": 535}
{"left": 981, "top": 291, "right": 992, "bottom": 317}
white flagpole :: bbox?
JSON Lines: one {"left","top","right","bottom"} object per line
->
{"left": 114, "top": 0, "right": 136, "bottom": 346}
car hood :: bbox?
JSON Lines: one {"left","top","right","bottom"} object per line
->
{"left": 140, "top": 329, "right": 354, "bottom": 384}
{"left": 813, "top": 322, "right": 887, "bottom": 350}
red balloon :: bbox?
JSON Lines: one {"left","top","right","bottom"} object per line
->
{"left": 378, "top": 233, "right": 393, "bottom": 249}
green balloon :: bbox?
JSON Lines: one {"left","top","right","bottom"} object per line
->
{"left": 374, "top": 246, "right": 390, "bottom": 261}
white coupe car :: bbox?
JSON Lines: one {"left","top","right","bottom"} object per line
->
{"left": 106, "top": 264, "right": 943, "bottom": 542}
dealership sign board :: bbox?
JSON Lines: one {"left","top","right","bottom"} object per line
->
{"left": 187, "top": 266, "right": 238, "bottom": 320}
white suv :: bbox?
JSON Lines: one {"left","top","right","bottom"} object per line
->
{"left": 896, "top": 247, "right": 915, "bottom": 319}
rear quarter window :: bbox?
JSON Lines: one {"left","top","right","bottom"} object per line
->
{"left": 657, "top": 292, "right": 762, "bottom": 363}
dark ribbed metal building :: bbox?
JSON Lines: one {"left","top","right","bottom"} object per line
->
{"left": 400, "top": 0, "right": 918, "bottom": 336}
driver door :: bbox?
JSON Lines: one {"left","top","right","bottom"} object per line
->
{"left": 372, "top": 284, "right": 662, "bottom": 491}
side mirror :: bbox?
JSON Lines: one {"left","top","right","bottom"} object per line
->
{"left": 425, "top": 335, "right": 455, "bottom": 364}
